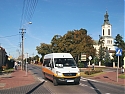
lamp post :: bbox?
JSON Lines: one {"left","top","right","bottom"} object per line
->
{"left": 19, "top": 22, "right": 32, "bottom": 70}
{"left": 26, "top": 53, "right": 28, "bottom": 76}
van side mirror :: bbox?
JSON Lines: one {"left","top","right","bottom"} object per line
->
{"left": 49, "top": 63, "right": 53, "bottom": 69}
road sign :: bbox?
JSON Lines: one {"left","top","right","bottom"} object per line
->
{"left": 88, "top": 56, "right": 92, "bottom": 60}
{"left": 116, "top": 48, "right": 122, "bottom": 56}
{"left": 81, "top": 54, "right": 86, "bottom": 61}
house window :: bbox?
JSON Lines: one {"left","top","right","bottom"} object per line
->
{"left": 108, "top": 29, "right": 110, "bottom": 35}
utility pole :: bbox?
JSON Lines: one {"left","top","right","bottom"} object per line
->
{"left": 19, "top": 29, "right": 26, "bottom": 70}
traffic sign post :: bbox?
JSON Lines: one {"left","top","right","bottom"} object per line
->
{"left": 123, "top": 57, "right": 125, "bottom": 68}
{"left": 88, "top": 56, "right": 92, "bottom": 66}
{"left": 116, "top": 48, "right": 122, "bottom": 82}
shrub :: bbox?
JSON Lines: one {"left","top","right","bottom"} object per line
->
{"left": 2, "top": 66, "right": 7, "bottom": 70}
{"left": 84, "top": 69, "right": 103, "bottom": 75}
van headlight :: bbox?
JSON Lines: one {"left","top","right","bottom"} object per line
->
{"left": 77, "top": 71, "right": 80, "bottom": 76}
{"left": 56, "top": 71, "right": 63, "bottom": 76}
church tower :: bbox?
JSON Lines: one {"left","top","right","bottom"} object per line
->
{"left": 101, "top": 11, "right": 115, "bottom": 51}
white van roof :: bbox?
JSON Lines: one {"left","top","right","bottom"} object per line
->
{"left": 44, "top": 53, "right": 73, "bottom": 59}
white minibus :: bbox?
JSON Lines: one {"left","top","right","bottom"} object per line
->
{"left": 42, "top": 53, "right": 81, "bottom": 86}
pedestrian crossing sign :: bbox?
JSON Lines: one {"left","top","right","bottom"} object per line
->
{"left": 116, "top": 48, "right": 122, "bottom": 56}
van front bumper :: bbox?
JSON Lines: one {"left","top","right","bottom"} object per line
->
{"left": 55, "top": 76, "right": 81, "bottom": 84}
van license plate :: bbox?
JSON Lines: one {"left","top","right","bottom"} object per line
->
{"left": 67, "top": 80, "right": 74, "bottom": 82}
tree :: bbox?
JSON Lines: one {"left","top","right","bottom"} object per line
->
{"left": 36, "top": 43, "right": 52, "bottom": 62}
{"left": 34, "top": 55, "right": 40, "bottom": 61}
{"left": 114, "top": 34, "right": 125, "bottom": 49}
{"left": 36, "top": 28, "right": 96, "bottom": 64}
{"left": 113, "top": 34, "right": 125, "bottom": 67}
{"left": 51, "top": 35, "right": 63, "bottom": 53}
{"left": 51, "top": 28, "right": 96, "bottom": 63}
{"left": 98, "top": 35, "right": 105, "bottom": 64}
{"left": 104, "top": 47, "right": 111, "bottom": 66}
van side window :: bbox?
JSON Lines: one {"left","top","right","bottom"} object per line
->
{"left": 46, "top": 59, "right": 50, "bottom": 67}
{"left": 43, "top": 59, "right": 47, "bottom": 66}
{"left": 43, "top": 59, "right": 50, "bottom": 67}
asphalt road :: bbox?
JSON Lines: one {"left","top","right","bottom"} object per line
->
{"left": 0, "top": 64, "right": 124, "bottom": 94}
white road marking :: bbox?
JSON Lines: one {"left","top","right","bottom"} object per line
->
{"left": 79, "top": 83, "right": 88, "bottom": 87}
{"left": 80, "top": 79, "right": 87, "bottom": 81}
{"left": 81, "top": 77, "right": 100, "bottom": 82}
{"left": 37, "top": 77, "right": 45, "bottom": 82}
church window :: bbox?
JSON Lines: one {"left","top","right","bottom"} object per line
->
{"left": 107, "top": 40, "right": 110, "bottom": 44}
{"left": 111, "top": 40, "right": 112, "bottom": 44}
{"left": 108, "top": 29, "right": 110, "bottom": 35}
{"left": 103, "top": 29, "right": 104, "bottom": 35}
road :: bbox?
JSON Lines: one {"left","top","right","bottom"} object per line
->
{"left": 0, "top": 64, "right": 124, "bottom": 94}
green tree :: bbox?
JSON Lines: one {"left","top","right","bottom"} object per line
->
{"left": 113, "top": 34, "right": 125, "bottom": 67}
{"left": 98, "top": 35, "right": 105, "bottom": 64}
{"left": 36, "top": 28, "right": 96, "bottom": 64}
{"left": 104, "top": 47, "right": 110, "bottom": 66}
{"left": 51, "top": 35, "right": 63, "bottom": 53}
{"left": 36, "top": 43, "right": 52, "bottom": 61}
{"left": 34, "top": 55, "right": 40, "bottom": 61}
{"left": 51, "top": 28, "right": 96, "bottom": 62}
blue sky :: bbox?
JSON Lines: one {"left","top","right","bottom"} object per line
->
{"left": 0, "top": 0, "right": 124, "bottom": 58}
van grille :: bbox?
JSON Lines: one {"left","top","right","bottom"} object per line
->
{"left": 63, "top": 73, "right": 76, "bottom": 76}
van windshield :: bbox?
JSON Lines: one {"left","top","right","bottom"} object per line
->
{"left": 54, "top": 58, "right": 77, "bottom": 67}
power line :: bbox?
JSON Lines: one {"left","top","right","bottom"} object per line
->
{"left": 0, "top": 34, "right": 20, "bottom": 38}
{"left": 20, "top": 0, "right": 26, "bottom": 29}
{"left": 19, "top": 0, "right": 38, "bottom": 70}
{"left": 20, "top": 0, "right": 38, "bottom": 29}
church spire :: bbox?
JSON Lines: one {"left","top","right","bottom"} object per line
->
{"left": 103, "top": 11, "right": 110, "bottom": 25}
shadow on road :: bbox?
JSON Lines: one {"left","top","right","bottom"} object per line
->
{"left": 87, "top": 80, "right": 102, "bottom": 94}
{"left": 26, "top": 81, "right": 45, "bottom": 94}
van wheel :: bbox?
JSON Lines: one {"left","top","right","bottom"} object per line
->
{"left": 53, "top": 77, "right": 58, "bottom": 86}
{"left": 43, "top": 72, "right": 46, "bottom": 80}
{"left": 75, "top": 81, "right": 80, "bottom": 85}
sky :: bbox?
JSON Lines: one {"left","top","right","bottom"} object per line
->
{"left": 0, "top": 0, "right": 124, "bottom": 59}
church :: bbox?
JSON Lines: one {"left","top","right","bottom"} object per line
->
{"left": 93, "top": 11, "right": 115, "bottom": 60}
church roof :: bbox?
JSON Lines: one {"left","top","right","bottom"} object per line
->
{"left": 102, "top": 11, "right": 111, "bottom": 25}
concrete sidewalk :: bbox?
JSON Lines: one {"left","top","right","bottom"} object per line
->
{"left": 0, "top": 67, "right": 37, "bottom": 90}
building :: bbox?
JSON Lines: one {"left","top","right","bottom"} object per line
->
{"left": 0, "top": 46, "right": 7, "bottom": 68}
{"left": 94, "top": 11, "right": 115, "bottom": 59}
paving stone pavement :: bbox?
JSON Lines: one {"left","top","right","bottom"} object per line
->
{"left": 0, "top": 67, "right": 37, "bottom": 90}
{"left": 0, "top": 66, "right": 124, "bottom": 94}
{"left": 88, "top": 71, "right": 125, "bottom": 86}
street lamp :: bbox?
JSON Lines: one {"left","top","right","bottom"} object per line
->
{"left": 22, "top": 22, "right": 32, "bottom": 29}
{"left": 19, "top": 22, "right": 32, "bottom": 70}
